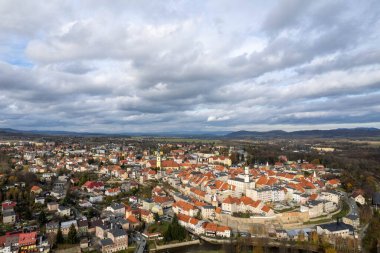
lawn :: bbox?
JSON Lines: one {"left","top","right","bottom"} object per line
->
{"left": 332, "top": 201, "right": 350, "bottom": 219}
{"left": 147, "top": 221, "right": 170, "bottom": 234}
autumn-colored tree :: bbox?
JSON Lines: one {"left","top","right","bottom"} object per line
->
{"left": 253, "top": 245, "right": 264, "bottom": 253}
{"left": 311, "top": 159, "right": 321, "bottom": 165}
{"left": 310, "top": 231, "right": 319, "bottom": 245}
{"left": 325, "top": 247, "right": 337, "bottom": 253}
{"left": 360, "top": 204, "right": 373, "bottom": 224}
{"left": 297, "top": 230, "right": 305, "bottom": 244}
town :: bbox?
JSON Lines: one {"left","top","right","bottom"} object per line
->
{"left": 0, "top": 137, "right": 373, "bottom": 253}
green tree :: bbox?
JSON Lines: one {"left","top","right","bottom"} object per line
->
{"left": 38, "top": 210, "right": 47, "bottom": 226}
{"left": 56, "top": 226, "right": 64, "bottom": 244}
{"left": 164, "top": 214, "right": 186, "bottom": 242}
{"left": 67, "top": 224, "right": 78, "bottom": 244}
{"left": 153, "top": 212, "right": 160, "bottom": 222}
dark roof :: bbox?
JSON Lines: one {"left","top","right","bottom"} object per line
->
{"left": 77, "top": 219, "right": 88, "bottom": 227}
{"left": 318, "top": 222, "right": 354, "bottom": 232}
{"left": 230, "top": 177, "right": 245, "bottom": 183}
{"left": 111, "top": 203, "right": 125, "bottom": 210}
{"left": 345, "top": 214, "right": 359, "bottom": 220}
{"left": 46, "top": 221, "right": 59, "bottom": 229}
{"left": 89, "top": 218, "right": 103, "bottom": 228}
{"left": 3, "top": 209, "right": 15, "bottom": 216}
{"left": 373, "top": 192, "right": 380, "bottom": 205}
{"left": 109, "top": 228, "right": 127, "bottom": 238}
{"left": 100, "top": 238, "right": 113, "bottom": 247}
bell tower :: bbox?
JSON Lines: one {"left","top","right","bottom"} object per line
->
{"left": 244, "top": 166, "right": 250, "bottom": 183}
{"left": 156, "top": 150, "right": 161, "bottom": 169}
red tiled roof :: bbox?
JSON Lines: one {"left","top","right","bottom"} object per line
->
{"left": 31, "top": 185, "right": 41, "bottom": 192}
{"left": 127, "top": 215, "right": 139, "bottom": 224}
{"left": 327, "top": 179, "right": 340, "bottom": 185}
{"left": 256, "top": 176, "right": 268, "bottom": 185}
{"left": 261, "top": 205, "right": 271, "bottom": 213}
{"left": 173, "top": 200, "right": 196, "bottom": 212}
{"left": 18, "top": 232, "right": 37, "bottom": 246}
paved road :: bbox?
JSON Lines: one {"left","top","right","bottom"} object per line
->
{"left": 341, "top": 191, "right": 358, "bottom": 216}
{"left": 134, "top": 232, "right": 147, "bottom": 253}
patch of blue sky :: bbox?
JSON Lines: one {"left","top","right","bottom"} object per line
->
{"left": 0, "top": 38, "right": 34, "bottom": 68}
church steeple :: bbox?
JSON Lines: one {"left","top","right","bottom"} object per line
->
{"left": 212, "top": 193, "right": 218, "bottom": 207}
{"left": 156, "top": 148, "right": 161, "bottom": 169}
{"left": 244, "top": 166, "right": 249, "bottom": 183}
{"left": 156, "top": 147, "right": 162, "bottom": 177}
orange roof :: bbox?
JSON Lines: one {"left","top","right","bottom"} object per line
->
{"left": 162, "top": 160, "right": 179, "bottom": 168}
{"left": 139, "top": 209, "right": 152, "bottom": 216}
{"left": 153, "top": 196, "right": 172, "bottom": 204}
{"left": 127, "top": 215, "right": 139, "bottom": 224}
{"left": 216, "top": 226, "right": 230, "bottom": 232}
{"left": 107, "top": 187, "right": 120, "bottom": 193}
{"left": 256, "top": 176, "right": 268, "bottom": 185}
{"left": 250, "top": 200, "right": 261, "bottom": 208}
{"left": 31, "top": 185, "right": 41, "bottom": 191}
{"left": 18, "top": 232, "right": 37, "bottom": 245}
{"left": 266, "top": 177, "right": 278, "bottom": 186}
{"left": 261, "top": 205, "right": 271, "bottom": 213}
{"left": 178, "top": 213, "right": 191, "bottom": 223}
{"left": 309, "top": 194, "right": 318, "bottom": 201}
{"left": 328, "top": 179, "right": 340, "bottom": 185}
{"left": 173, "top": 200, "right": 196, "bottom": 212}
{"left": 223, "top": 196, "right": 239, "bottom": 205}
{"left": 189, "top": 217, "right": 199, "bottom": 225}
{"left": 194, "top": 201, "right": 207, "bottom": 207}
{"left": 191, "top": 188, "right": 206, "bottom": 198}
{"left": 148, "top": 170, "right": 157, "bottom": 175}
{"left": 204, "top": 222, "right": 217, "bottom": 232}
{"left": 240, "top": 196, "right": 254, "bottom": 205}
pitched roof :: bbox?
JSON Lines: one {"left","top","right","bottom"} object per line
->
{"left": 18, "top": 232, "right": 37, "bottom": 245}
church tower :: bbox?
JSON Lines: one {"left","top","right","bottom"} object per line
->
{"left": 312, "top": 170, "right": 318, "bottom": 182}
{"left": 156, "top": 147, "right": 162, "bottom": 177}
{"left": 212, "top": 193, "right": 218, "bottom": 207}
{"left": 244, "top": 166, "right": 250, "bottom": 183}
{"left": 156, "top": 151, "right": 161, "bottom": 169}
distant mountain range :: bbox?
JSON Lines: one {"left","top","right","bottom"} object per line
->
{"left": 0, "top": 127, "right": 379, "bottom": 139}
{"left": 224, "top": 128, "right": 380, "bottom": 139}
{"left": 0, "top": 128, "right": 228, "bottom": 138}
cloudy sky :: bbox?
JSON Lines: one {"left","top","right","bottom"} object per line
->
{"left": 1, "top": 0, "right": 380, "bottom": 133}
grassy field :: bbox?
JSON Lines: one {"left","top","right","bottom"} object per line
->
{"left": 147, "top": 221, "right": 170, "bottom": 234}
{"left": 332, "top": 201, "right": 350, "bottom": 219}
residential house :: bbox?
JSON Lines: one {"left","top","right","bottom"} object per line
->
{"left": 46, "top": 221, "right": 59, "bottom": 234}
{"left": 106, "top": 203, "right": 125, "bottom": 217}
{"left": 105, "top": 188, "right": 121, "bottom": 197}
{"left": 352, "top": 192, "right": 365, "bottom": 205}
{"left": 47, "top": 202, "right": 59, "bottom": 211}
{"left": 57, "top": 205, "right": 71, "bottom": 217}
{"left": 343, "top": 214, "right": 360, "bottom": 229}
{"left": 2, "top": 209, "right": 16, "bottom": 224}
{"left": 316, "top": 222, "right": 353, "bottom": 238}
{"left": 100, "top": 228, "right": 128, "bottom": 253}
{"left": 78, "top": 219, "right": 89, "bottom": 236}
{"left": 30, "top": 185, "right": 42, "bottom": 194}
{"left": 61, "top": 220, "right": 78, "bottom": 235}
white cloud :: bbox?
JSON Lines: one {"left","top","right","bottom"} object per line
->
{"left": 0, "top": 0, "right": 379, "bottom": 132}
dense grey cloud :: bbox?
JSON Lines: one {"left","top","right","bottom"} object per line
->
{"left": 0, "top": 0, "right": 380, "bottom": 133}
